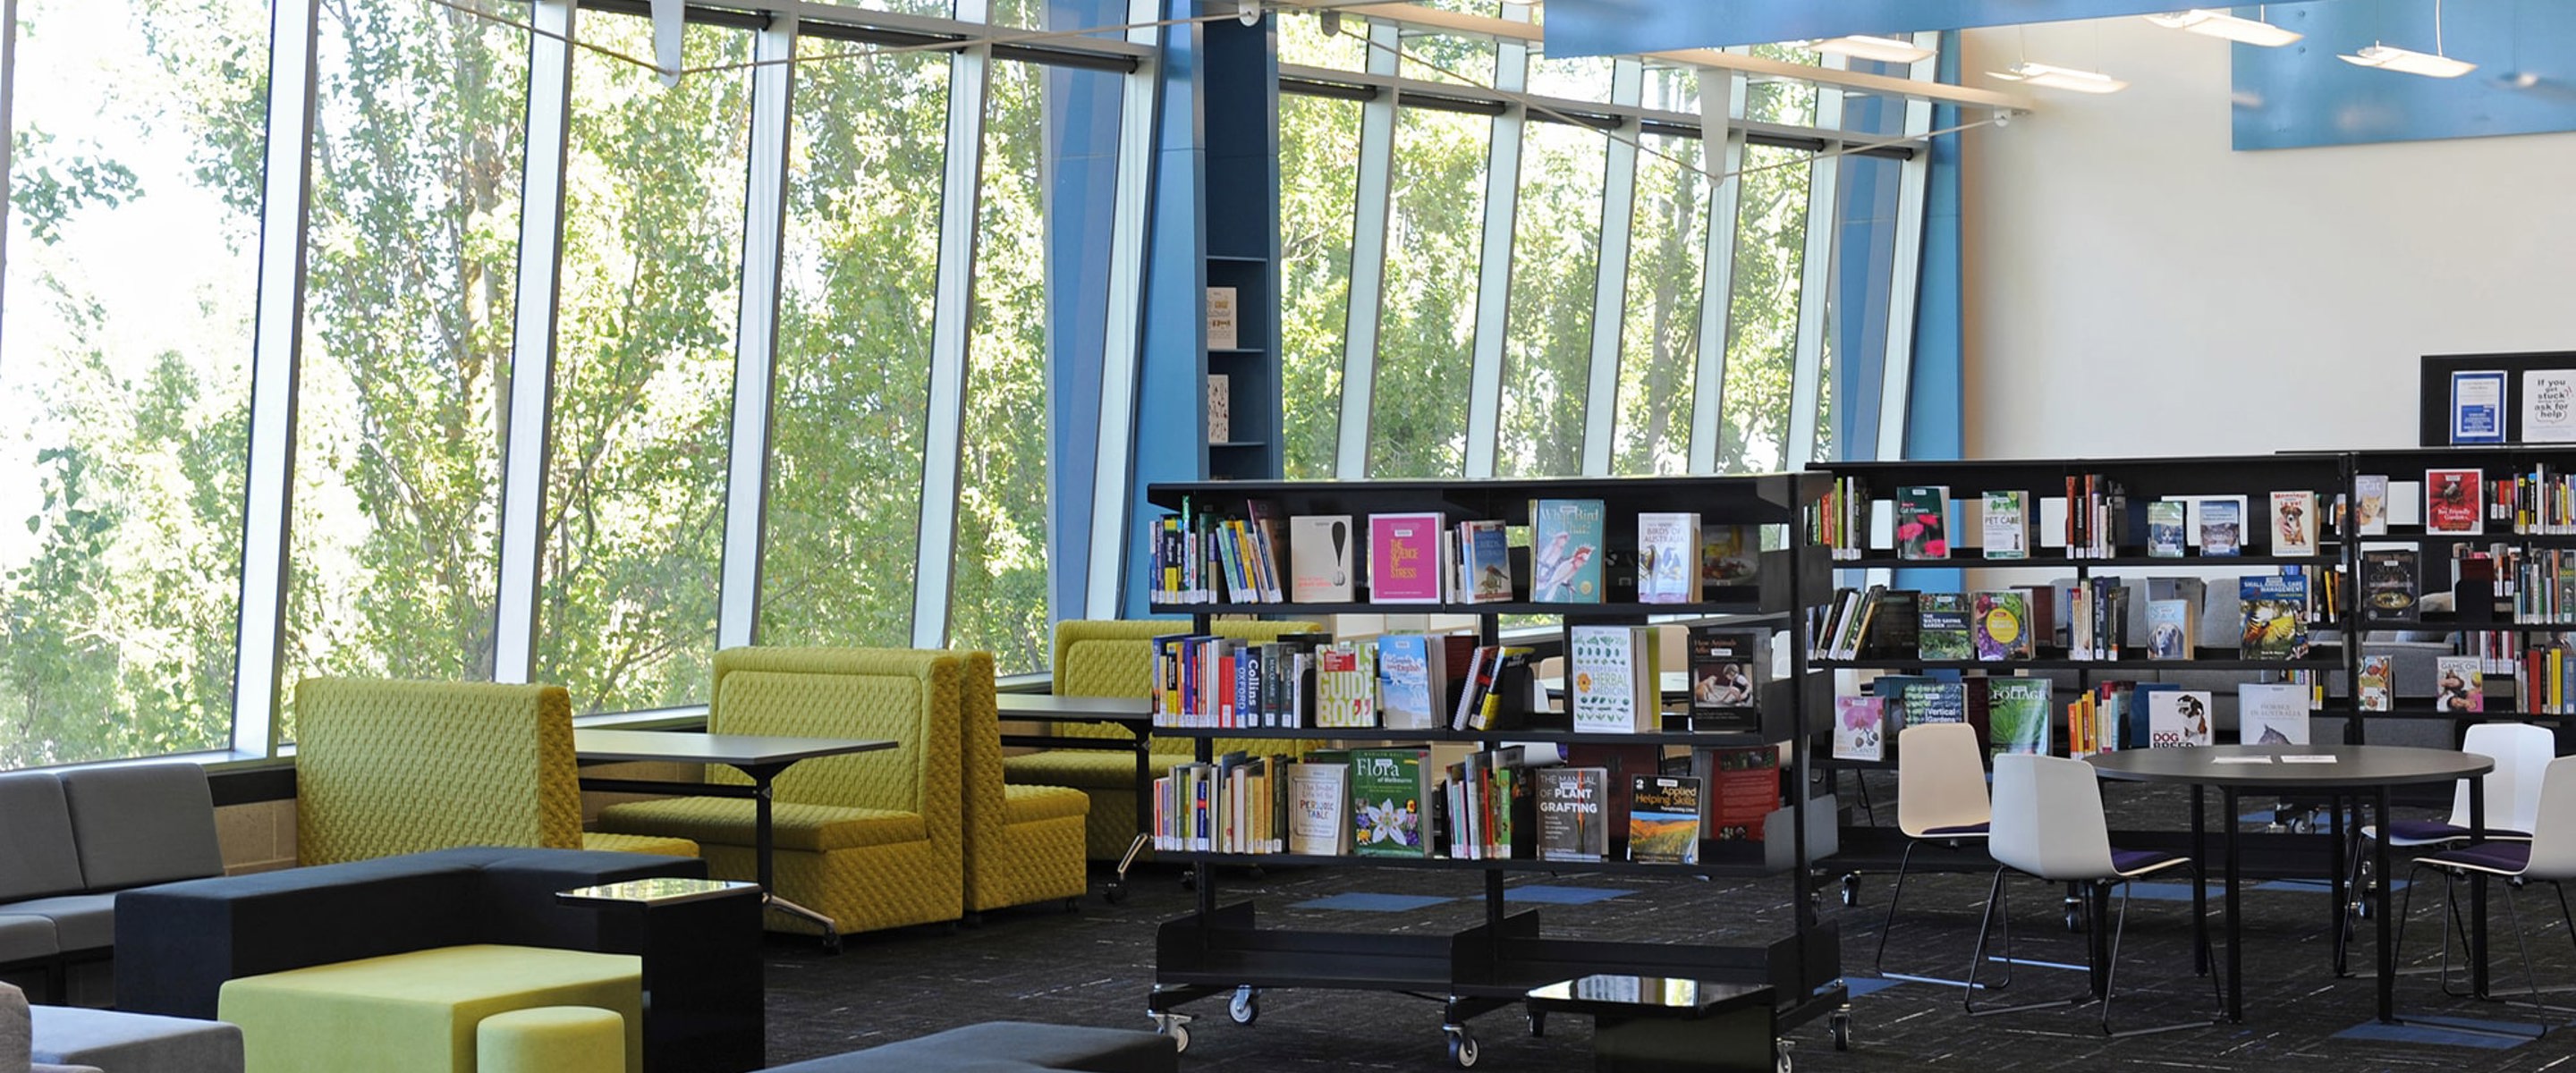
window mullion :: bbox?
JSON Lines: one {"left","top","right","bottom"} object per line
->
{"left": 717, "top": 13, "right": 797, "bottom": 649}
{"left": 1688, "top": 70, "right": 1742, "bottom": 475}
{"left": 1461, "top": 16, "right": 1527, "bottom": 479}
{"left": 1579, "top": 56, "right": 1641, "bottom": 477}
{"left": 911, "top": 0, "right": 992, "bottom": 648}
{"left": 1784, "top": 59, "right": 1843, "bottom": 467}
{"left": 1332, "top": 21, "right": 1399, "bottom": 477}
{"left": 1874, "top": 32, "right": 1936, "bottom": 462}
{"left": 492, "top": 0, "right": 577, "bottom": 684}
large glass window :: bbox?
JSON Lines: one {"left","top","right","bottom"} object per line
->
{"left": 1277, "top": 90, "right": 1360, "bottom": 478}
{"left": 1368, "top": 105, "right": 1491, "bottom": 477}
{"left": 759, "top": 42, "right": 949, "bottom": 651}
{"left": 535, "top": 18, "right": 753, "bottom": 714}
{"left": 0, "top": 0, "right": 264, "bottom": 765}
{"left": 1613, "top": 126, "right": 1707, "bottom": 476}
{"left": 1494, "top": 117, "right": 1605, "bottom": 477}
{"left": 1718, "top": 143, "right": 1810, "bottom": 473}
{"left": 283, "top": 0, "right": 528, "bottom": 740}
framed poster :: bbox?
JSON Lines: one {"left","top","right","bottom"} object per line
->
{"left": 2450, "top": 369, "right": 2505, "bottom": 445}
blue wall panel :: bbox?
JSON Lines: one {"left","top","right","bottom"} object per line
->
{"left": 1907, "top": 35, "right": 1964, "bottom": 466}
{"left": 1122, "top": 0, "right": 1208, "bottom": 621}
{"left": 1044, "top": 0, "right": 1130, "bottom": 622}
{"left": 2234, "top": 0, "right": 2576, "bottom": 149}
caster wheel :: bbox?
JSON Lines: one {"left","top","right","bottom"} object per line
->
{"left": 1842, "top": 874, "right": 1861, "bottom": 908}
{"left": 1167, "top": 1023, "right": 1189, "bottom": 1052}
{"left": 1529, "top": 1010, "right": 1546, "bottom": 1037}
{"left": 1063, "top": 897, "right": 1081, "bottom": 913}
{"left": 1775, "top": 1039, "right": 1793, "bottom": 1073}
{"left": 1229, "top": 985, "right": 1259, "bottom": 1025}
{"left": 821, "top": 936, "right": 843, "bottom": 956}
{"left": 1445, "top": 1029, "right": 1479, "bottom": 1069}
{"left": 1181, "top": 872, "right": 1197, "bottom": 891}
{"left": 2354, "top": 899, "right": 2373, "bottom": 920}
{"left": 1830, "top": 1011, "right": 1852, "bottom": 1052}
{"left": 1105, "top": 883, "right": 1130, "bottom": 906}
{"left": 1151, "top": 1015, "right": 1191, "bottom": 1052}
{"left": 2064, "top": 906, "right": 2084, "bottom": 933}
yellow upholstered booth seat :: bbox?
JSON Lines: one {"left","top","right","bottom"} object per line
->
{"left": 218, "top": 943, "right": 642, "bottom": 1073}
{"left": 1001, "top": 621, "right": 1325, "bottom": 859}
{"left": 596, "top": 647, "right": 963, "bottom": 935}
{"left": 292, "top": 678, "right": 699, "bottom": 865}
{"left": 476, "top": 1006, "right": 626, "bottom": 1073}
{"left": 957, "top": 650, "right": 1091, "bottom": 913}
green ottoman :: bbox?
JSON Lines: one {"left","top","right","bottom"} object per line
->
{"left": 477, "top": 1006, "right": 623, "bottom": 1073}
{"left": 217, "top": 944, "right": 641, "bottom": 1073}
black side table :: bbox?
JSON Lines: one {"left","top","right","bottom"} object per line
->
{"left": 560, "top": 877, "right": 766, "bottom": 1073}
{"left": 1525, "top": 975, "right": 1776, "bottom": 1072}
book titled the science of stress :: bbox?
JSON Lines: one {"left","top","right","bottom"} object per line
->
{"left": 1366, "top": 512, "right": 1445, "bottom": 604}
{"left": 2424, "top": 469, "right": 2484, "bottom": 536}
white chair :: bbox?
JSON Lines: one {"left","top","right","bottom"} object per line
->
{"left": 2344, "top": 722, "right": 2552, "bottom": 934}
{"left": 1963, "top": 754, "right": 2221, "bottom": 1036}
{"left": 2398, "top": 754, "right": 2576, "bottom": 1035}
{"left": 1873, "top": 722, "right": 1991, "bottom": 980}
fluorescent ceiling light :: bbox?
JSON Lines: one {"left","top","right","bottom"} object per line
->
{"left": 2143, "top": 10, "right": 2301, "bottom": 47}
{"left": 1989, "top": 61, "right": 2128, "bottom": 94}
{"left": 2339, "top": 43, "right": 2477, "bottom": 78}
{"left": 1807, "top": 35, "right": 1935, "bottom": 65}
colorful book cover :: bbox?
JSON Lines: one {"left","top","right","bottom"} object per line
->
{"left": 1833, "top": 697, "right": 1886, "bottom": 762}
{"left": 2436, "top": 655, "right": 2484, "bottom": 714}
{"left": 2359, "top": 654, "right": 2393, "bottom": 711}
{"left": 2270, "top": 490, "right": 2318, "bottom": 557}
{"left": 1687, "top": 627, "right": 1763, "bottom": 733}
{"left": 1568, "top": 625, "right": 1656, "bottom": 734}
{"left": 1899, "top": 681, "right": 1967, "bottom": 728}
{"left": 1894, "top": 486, "right": 1951, "bottom": 560}
{"left": 2146, "top": 598, "right": 2193, "bottom": 660}
{"left": 1700, "top": 524, "right": 1760, "bottom": 587}
{"left": 1536, "top": 767, "right": 1609, "bottom": 863}
{"left": 1457, "top": 520, "right": 1513, "bottom": 604}
{"left": 2147, "top": 501, "right": 2188, "bottom": 558}
{"left": 2200, "top": 499, "right": 2242, "bottom": 557}
{"left": 1626, "top": 775, "right": 1703, "bottom": 864}
{"left": 1375, "top": 634, "right": 1440, "bottom": 730}
{"left": 1289, "top": 515, "right": 1356, "bottom": 604}
{"left": 2148, "top": 689, "right": 2214, "bottom": 748}
{"left": 1705, "top": 747, "right": 1777, "bottom": 841}
{"left": 2238, "top": 575, "right": 2310, "bottom": 660}
{"left": 1530, "top": 498, "right": 1607, "bottom": 603}
{"left": 1982, "top": 490, "right": 2029, "bottom": 560}
{"left": 2425, "top": 469, "right": 2484, "bottom": 536}
{"left": 1366, "top": 512, "right": 1445, "bottom": 603}
{"left": 1636, "top": 512, "right": 1702, "bottom": 604}
{"left": 1316, "top": 642, "right": 1377, "bottom": 728}
{"left": 1984, "top": 678, "right": 2051, "bottom": 756}
{"left": 1971, "top": 590, "right": 2033, "bottom": 661}
{"left": 1350, "top": 748, "right": 1429, "bottom": 857}
{"left": 2355, "top": 475, "right": 2390, "bottom": 536}
{"left": 2238, "top": 683, "right": 2309, "bottom": 746}
{"left": 2363, "top": 548, "right": 2419, "bottom": 621}
{"left": 1917, "top": 593, "right": 1975, "bottom": 661}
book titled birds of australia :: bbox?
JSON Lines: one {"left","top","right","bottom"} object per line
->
{"left": 1529, "top": 499, "right": 1606, "bottom": 603}
{"left": 1635, "top": 512, "right": 1702, "bottom": 604}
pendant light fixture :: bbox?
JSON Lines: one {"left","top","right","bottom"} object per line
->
{"left": 1990, "top": 61, "right": 2130, "bottom": 93}
{"left": 2144, "top": 8, "right": 2301, "bottom": 47}
{"left": 1806, "top": 35, "right": 1936, "bottom": 65}
{"left": 2341, "top": 0, "right": 2476, "bottom": 78}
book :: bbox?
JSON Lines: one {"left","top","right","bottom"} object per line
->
{"left": 1350, "top": 748, "right": 1432, "bottom": 857}
{"left": 1984, "top": 678, "right": 2051, "bottom": 756}
{"left": 2424, "top": 469, "right": 2483, "bottom": 536}
{"left": 1284, "top": 761, "right": 1352, "bottom": 855}
{"left": 1833, "top": 697, "right": 1887, "bottom": 762}
{"left": 2269, "top": 491, "right": 2318, "bottom": 557}
{"left": 1917, "top": 593, "right": 1975, "bottom": 660}
{"left": 1703, "top": 746, "right": 1777, "bottom": 841}
{"left": 1971, "top": 590, "right": 2033, "bottom": 661}
{"left": 1456, "top": 520, "right": 1513, "bottom": 604}
{"left": 1289, "top": 515, "right": 1356, "bottom": 604}
{"left": 1568, "top": 625, "right": 1658, "bottom": 734}
{"left": 1894, "top": 486, "right": 1951, "bottom": 560}
{"left": 1636, "top": 512, "right": 1702, "bottom": 604}
{"left": 2436, "top": 655, "right": 2484, "bottom": 714}
{"left": 1700, "top": 524, "right": 1760, "bottom": 587}
{"left": 2147, "top": 689, "right": 2214, "bottom": 748}
{"left": 1982, "top": 490, "right": 2030, "bottom": 559}
{"left": 1899, "top": 680, "right": 1967, "bottom": 730}
{"left": 2239, "top": 575, "right": 2310, "bottom": 660}
{"left": 2147, "top": 501, "right": 2187, "bottom": 558}
{"left": 1536, "top": 767, "right": 1610, "bottom": 863}
{"left": 1206, "top": 285, "right": 1239, "bottom": 351}
{"left": 2238, "top": 683, "right": 2309, "bottom": 746}
{"left": 1315, "top": 642, "right": 1377, "bottom": 728}
{"left": 2146, "top": 598, "right": 2194, "bottom": 661}
{"left": 2362, "top": 548, "right": 2418, "bottom": 621}
{"left": 1374, "top": 634, "right": 1447, "bottom": 730}
{"left": 2199, "top": 499, "right": 2242, "bottom": 557}
{"left": 1367, "top": 512, "right": 1445, "bottom": 603}
{"left": 1863, "top": 589, "right": 1921, "bottom": 658}
{"left": 1530, "top": 498, "right": 1607, "bottom": 603}
{"left": 1205, "top": 374, "right": 1231, "bottom": 444}
{"left": 2355, "top": 475, "right": 2390, "bottom": 536}
{"left": 2359, "top": 654, "right": 2393, "bottom": 711}
{"left": 2528, "top": 368, "right": 2576, "bottom": 444}
{"left": 2450, "top": 368, "right": 2505, "bottom": 445}
{"left": 1686, "top": 627, "right": 1764, "bottom": 733}
{"left": 1626, "top": 775, "right": 1703, "bottom": 864}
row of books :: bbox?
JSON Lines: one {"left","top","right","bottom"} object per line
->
{"left": 1149, "top": 632, "right": 1332, "bottom": 729}
{"left": 1151, "top": 745, "right": 1782, "bottom": 864}
{"left": 1146, "top": 496, "right": 1762, "bottom": 608}
{"left": 1832, "top": 677, "right": 2319, "bottom": 762}
{"left": 1808, "top": 574, "right": 2318, "bottom": 663}
{"left": 2510, "top": 548, "right": 2576, "bottom": 624}
{"left": 1818, "top": 480, "right": 2351, "bottom": 560}
{"left": 2514, "top": 646, "right": 2576, "bottom": 714}
{"left": 1566, "top": 624, "right": 1767, "bottom": 735}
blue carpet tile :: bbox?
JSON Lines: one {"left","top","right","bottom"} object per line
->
{"left": 1289, "top": 892, "right": 1455, "bottom": 912}
{"left": 1843, "top": 976, "right": 1905, "bottom": 997}
{"left": 2334, "top": 1013, "right": 2555, "bottom": 1050}
{"left": 1501, "top": 884, "right": 1636, "bottom": 905}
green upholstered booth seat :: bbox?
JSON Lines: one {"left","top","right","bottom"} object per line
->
{"left": 579, "top": 832, "right": 717, "bottom": 858}
{"left": 999, "top": 751, "right": 1196, "bottom": 791}
{"left": 956, "top": 651, "right": 1090, "bottom": 915}
{"left": 597, "top": 798, "right": 929, "bottom": 853}
{"left": 476, "top": 1005, "right": 624, "bottom": 1073}
{"left": 218, "top": 944, "right": 640, "bottom": 1073}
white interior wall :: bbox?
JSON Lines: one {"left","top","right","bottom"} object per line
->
{"left": 1958, "top": 18, "right": 2576, "bottom": 460}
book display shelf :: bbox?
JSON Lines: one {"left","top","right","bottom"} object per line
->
{"left": 1137, "top": 474, "right": 1849, "bottom": 1069}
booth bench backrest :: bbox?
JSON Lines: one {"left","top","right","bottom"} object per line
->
{"left": 0, "top": 765, "right": 222, "bottom": 905}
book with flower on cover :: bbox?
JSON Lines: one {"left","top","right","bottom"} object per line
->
{"left": 1894, "top": 486, "right": 1950, "bottom": 560}
{"left": 1349, "top": 748, "right": 1432, "bottom": 858}
{"left": 2425, "top": 469, "right": 2484, "bottom": 536}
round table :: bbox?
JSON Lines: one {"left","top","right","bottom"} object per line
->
{"left": 2086, "top": 744, "right": 2496, "bottom": 1025}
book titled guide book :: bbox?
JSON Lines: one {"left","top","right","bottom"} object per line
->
{"left": 1625, "top": 775, "right": 1702, "bottom": 865}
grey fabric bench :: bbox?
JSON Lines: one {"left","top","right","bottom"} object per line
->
{"left": 5, "top": 980, "right": 243, "bottom": 1073}
{"left": 761, "top": 1022, "right": 1175, "bottom": 1073}
{"left": 0, "top": 766, "right": 225, "bottom": 1002}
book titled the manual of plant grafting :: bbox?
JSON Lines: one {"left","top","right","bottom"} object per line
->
{"left": 1536, "top": 766, "right": 1609, "bottom": 863}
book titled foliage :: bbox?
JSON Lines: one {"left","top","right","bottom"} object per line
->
{"left": 2356, "top": 475, "right": 2390, "bottom": 536}
{"left": 1894, "top": 486, "right": 1951, "bottom": 560}
{"left": 2363, "top": 548, "right": 2418, "bottom": 621}
{"left": 1536, "top": 767, "right": 1610, "bottom": 863}
{"left": 1530, "top": 498, "right": 1607, "bottom": 602}
{"left": 2270, "top": 491, "right": 2318, "bottom": 557}
{"left": 2436, "top": 655, "right": 2484, "bottom": 714}
{"left": 1626, "top": 775, "right": 1703, "bottom": 864}
{"left": 1985, "top": 678, "right": 2051, "bottom": 756}
{"left": 1350, "top": 748, "right": 1431, "bottom": 857}
{"left": 1686, "top": 627, "right": 1763, "bottom": 733}
{"left": 1700, "top": 524, "right": 1760, "bottom": 587}
{"left": 2425, "top": 469, "right": 2484, "bottom": 536}
{"left": 2200, "top": 499, "right": 2242, "bottom": 557}
{"left": 2147, "top": 689, "right": 2214, "bottom": 748}
{"left": 1983, "top": 490, "right": 2030, "bottom": 559}
{"left": 2238, "top": 575, "right": 2309, "bottom": 660}
{"left": 1917, "top": 593, "right": 1975, "bottom": 661}
{"left": 2238, "top": 683, "right": 2309, "bottom": 746}
{"left": 1367, "top": 513, "right": 1445, "bottom": 604}
{"left": 2147, "top": 501, "right": 2188, "bottom": 558}
{"left": 1568, "top": 625, "right": 1658, "bottom": 734}
{"left": 1457, "top": 520, "right": 1513, "bottom": 604}
{"left": 2359, "top": 654, "right": 2393, "bottom": 711}
{"left": 1833, "top": 697, "right": 1886, "bottom": 762}
{"left": 1636, "top": 512, "right": 1702, "bottom": 604}
{"left": 1971, "top": 590, "right": 2034, "bottom": 661}
{"left": 2146, "top": 598, "right": 2194, "bottom": 661}
{"left": 1284, "top": 761, "right": 1352, "bottom": 855}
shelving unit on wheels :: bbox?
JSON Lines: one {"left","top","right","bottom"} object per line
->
{"left": 1136, "top": 474, "right": 1846, "bottom": 1069}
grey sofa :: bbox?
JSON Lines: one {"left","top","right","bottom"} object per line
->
{"left": 0, "top": 766, "right": 225, "bottom": 1002}
{"left": 762, "top": 1022, "right": 1176, "bottom": 1073}
{"left": 3, "top": 981, "right": 243, "bottom": 1073}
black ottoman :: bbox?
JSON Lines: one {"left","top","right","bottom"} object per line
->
{"left": 763, "top": 1022, "right": 1176, "bottom": 1073}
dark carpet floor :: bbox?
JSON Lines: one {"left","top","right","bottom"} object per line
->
{"left": 761, "top": 785, "right": 2576, "bottom": 1071}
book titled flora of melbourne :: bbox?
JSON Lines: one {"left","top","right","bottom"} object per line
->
{"left": 1636, "top": 512, "right": 1702, "bottom": 604}
{"left": 1971, "top": 590, "right": 2034, "bottom": 661}
{"left": 1894, "top": 486, "right": 1951, "bottom": 560}
{"left": 1530, "top": 499, "right": 1607, "bottom": 603}
{"left": 1917, "top": 592, "right": 1975, "bottom": 661}
{"left": 1367, "top": 513, "right": 1445, "bottom": 604}
{"left": 1536, "top": 766, "right": 1610, "bottom": 863}
{"left": 2148, "top": 501, "right": 2188, "bottom": 558}
{"left": 1625, "top": 775, "right": 1702, "bottom": 865}
{"left": 1983, "top": 490, "right": 2030, "bottom": 559}
{"left": 1350, "top": 748, "right": 1432, "bottom": 858}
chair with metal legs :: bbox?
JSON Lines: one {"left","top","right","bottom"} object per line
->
{"left": 1873, "top": 722, "right": 1991, "bottom": 984}
{"left": 2343, "top": 722, "right": 2548, "bottom": 950}
{"left": 2397, "top": 753, "right": 2576, "bottom": 1037}
{"left": 1963, "top": 754, "right": 2222, "bottom": 1037}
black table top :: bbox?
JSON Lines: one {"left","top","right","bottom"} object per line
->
{"left": 573, "top": 729, "right": 898, "bottom": 766}
{"left": 2087, "top": 744, "right": 2491, "bottom": 790}
{"left": 995, "top": 694, "right": 1154, "bottom": 722}
{"left": 1524, "top": 975, "right": 1773, "bottom": 1018}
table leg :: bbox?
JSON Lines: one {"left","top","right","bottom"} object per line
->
{"left": 2375, "top": 787, "right": 2394, "bottom": 1024}
{"left": 2468, "top": 773, "right": 2489, "bottom": 1000}
{"left": 2328, "top": 791, "right": 2348, "bottom": 977}
{"left": 2191, "top": 785, "right": 2208, "bottom": 977}
{"left": 2089, "top": 882, "right": 2114, "bottom": 1001}
{"left": 739, "top": 764, "right": 842, "bottom": 952}
{"left": 2224, "top": 787, "right": 2241, "bottom": 1023}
